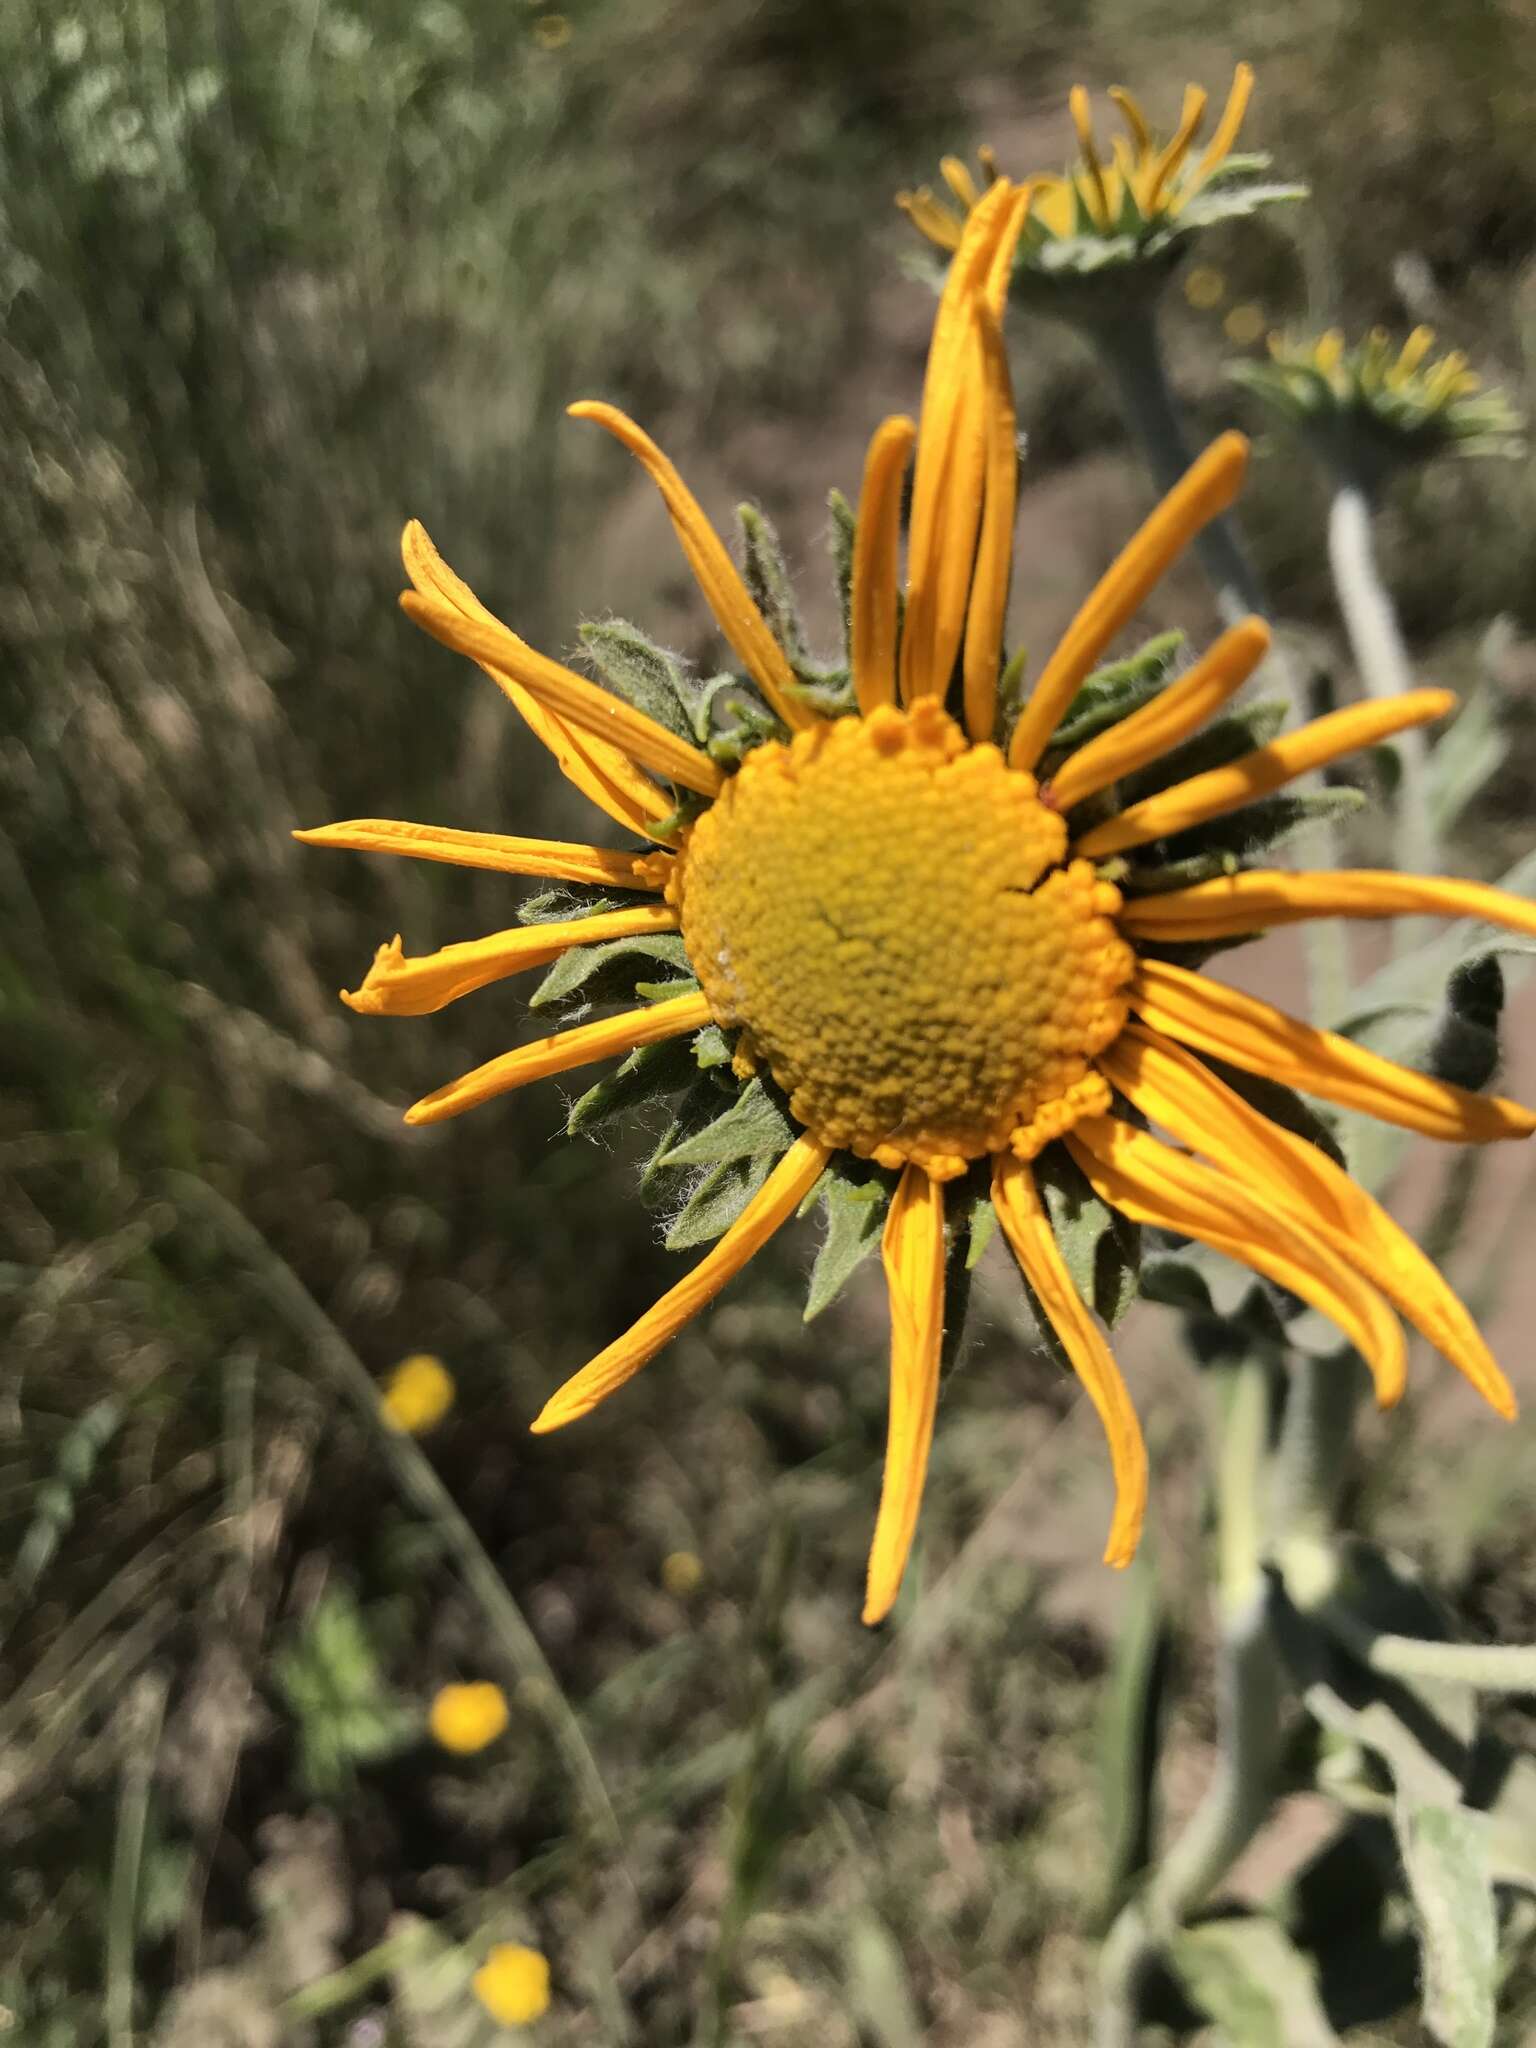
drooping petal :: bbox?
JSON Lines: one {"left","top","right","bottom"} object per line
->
{"left": 1073, "top": 689, "right": 1456, "bottom": 858}
{"left": 1186, "top": 63, "right": 1254, "bottom": 191}
{"left": 864, "top": 1164, "right": 947, "bottom": 1626}
{"left": 851, "top": 414, "right": 917, "bottom": 716}
{"left": 1120, "top": 869, "right": 1536, "bottom": 943}
{"left": 404, "top": 989, "right": 711, "bottom": 1127}
{"left": 1008, "top": 434, "right": 1249, "bottom": 773}
{"left": 1066, "top": 1116, "right": 1406, "bottom": 1405}
{"left": 342, "top": 904, "right": 679, "bottom": 1017}
{"left": 1131, "top": 959, "right": 1536, "bottom": 1144}
{"left": 1046, "top": 616, "right": 1270, "bottom": 811}
{"left": 530, "top": 1133, "right": 830, "bottom": 1433}
{"left": 900, "top": 178, "right": 1020, "bottom": 708}
{"left": 402, "top": 591, "right": 724, "bottom": 799}
{"left": 565, "top": 402, "right": 819, "bottom": 734}
{"left": 1100, "top": 1025, "right": 1517, "bottom": 1418}
{"left": 292, "top": 818, "right": 670, "bottom": 890}
{"left": 401, "top": 521, "right": 675, "bottom": 837}
{"left": 991, "top": 1153, "right": 1147, "bottom": 1566}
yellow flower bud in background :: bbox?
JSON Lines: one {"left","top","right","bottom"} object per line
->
{"left": 532, "top": 13, "right": 570, "bottom": 49}
{"left": 661, "top": 1549, "right": 703, "bottom": 1597}
{"left": 429, "top": 1681, "right": 509, "bottom": 1754}
{"left": 380, "top": 1353, "right": 455, "bottom": 1434}
{"left": 473, "top": 1944, "right": 551, "bottom": 2027}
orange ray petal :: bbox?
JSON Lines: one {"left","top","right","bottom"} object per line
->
{"left": 1074, "top": 688, "right": 1456, "bottom": 858}
{"left": 342, "top": 904, "right": 679, "bottom": 1017}
{"left": 1120, "top": 869, "right": 1536, "bottom": 943}
{"left": 940, "top": 154, "right": 979, "bottom": 210}
{"left": 531, "top": 1133, "right": 830, "bottom": 1433}
{"left": 899, "top": 178, "right": 1019, "bottom": 708}
{"left": 404, "top": 989, "right": 711, "bottom": 1127}
{"left": 401, "top": 521, "right": 674, "bottom": 837}
{"left": 1068, "top": 85, "right": 1112, "bottom": 226}
{"left": 962, "top": 293, "right": 1022, "bottom": 742}
{"left": 991, "top": 1153, "right": 1147, "bottom": 1565}
{"left": 1046, "top": 616, "right": 1271, "bottom": 811}
{"left": 1187, "top": 63, "right": 1255, "bottom": 190}
{"left": 566, "top": 402, "right": 819, "bottom": 734}
{"left": 1131, "top": 958, "right": 1536, "bottom": 1144}
{"left": 1144, "top": 82, "right": 1209, "bottom": 210}
{"left": 1101, "top": 1025, "right": 1517, "bottom": 1418}
{"left": 1066, "top": 1116, "right": 1406, "bottom": 1405}
{"left": 1108, "top": 85, "right": 1152, "bottom": 157}
{"left": 851, "top": 415, "right": 917, "bottom": 716}
{"left": 292, "top": 818, "right": 669, "bottom": 890}
{"left": 864, "top": 1165, "right": 947, "bottom": 1626}
{"left": 1008, "top": 434, "right": 1249, "bottom": 773}
{"left": 402, "top": 591, "right": 723, "bottom": 799}
{"left": 896, "top": 186, "right": 966, "bottom": 252}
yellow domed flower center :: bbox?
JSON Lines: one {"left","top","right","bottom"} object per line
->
{"left": 674, "top": 700, "right": 1134, "bottom": 1181}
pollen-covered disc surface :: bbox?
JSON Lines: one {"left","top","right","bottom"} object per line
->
{"left": 674, "top": 701, "right": 1134, "bottom": 1180}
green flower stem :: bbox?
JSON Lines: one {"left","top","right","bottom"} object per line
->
{"left": 1097, "top": 1359, "right": 1289, "bottom": 2045}
{"left": 1274, "top": 1347, "right": 1364, "bottom": 1543}
{"left": 1091, "top": 316, "right": 1271, "bottom": 638}
{"left": 1326, "top": 475, "right": 1438, "bottom": 895}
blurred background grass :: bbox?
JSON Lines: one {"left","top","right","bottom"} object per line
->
{"left": 4, "top": 0, "right": 1536, "bottom": 2040}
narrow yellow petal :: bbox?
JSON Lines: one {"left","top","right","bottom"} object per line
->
{"left": 292, "top": 818, "right": 670, "bottom": 891}
{"left": 1108, "top": 85, "right": 1153, "bottom": 158}
{"left": 1008, "top": 433, "right": 1249, "bottom": 773}
{"left": 342, "top": 904, "right": 678, "bottom": 1017}
{"left": 959, "top": 184, "right": 1035, "bottom": 740}
{"left": 940, "top": 154, "right": 979, "bottom": 210}
{"left": 1046, "top": 616, "right": 1271, "bottom": 811}
{"left": 1131, "top": 959, "right": 1536, "bottom": 1143}
{"left": 1073, "top": 688, "right": 1457, "bottom": 858}
{"left": 1387, "top": 325, "right": 1437, "bottom": 389}
{"left": 404, "top": 989, "right": 711, "bottom": 1127}
{"left": 851, "top": 415, "right": 917, "bottom": 716}
{"left": 401, "top": 590, "right": 724, "bottom": 799}
{"left": 863, "top": 1165, "right": 947, "bottom": 1626}
{"left": 1030, "top": 177, "right": 1076, "bottom": 238}
{"left": 900, "top": 178, "right": 1018, "bottom": 707}
{"left": 1066, "top": 1116, "right": 1406, "bottom": 1405}
{"left": 1100, "top": 1026, "right": 1517, "bottom": 1418}
{"left": 565, "top": 402, "right": 818, "bottom": 734}
{"left": 896, "top": 187, "right": 966, "bottom": 252}
{"left": 530, "top": 1133, "right": 830, "bottom": 1432}
{"left": 1068, "top": 85, "right": 1111, "bottom": 227}
{"left": 1187, "top": 63, "right": 1254, "bottom": 188}
{"left": 992, "top": 1154, "right": 1147, "bottom": 1566}
{"left": 1120, "top": 869, "right": 1536, "bottom": 943}
{"left": 1144, "top": 83, "right": 1209, "bottom": 211}
{"left": 400, "top": 521, "right": 673, "bottom": 837}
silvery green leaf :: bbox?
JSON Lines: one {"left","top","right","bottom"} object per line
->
{"left": 1034, "top": 1145, "right": 1140, "bottom": 1326}
{"left": 844, "top": 1912, "right": 922, "bottom": 2048}
{"left": 1096, "top": 1549, "right": 1171, "bottom": 1917}
{"left": 529, "top": 933, "right": 690, "bottom": 1012}
{"left": 1168, "top": 1916, "right": 1342, "bottom": 2048}
{"left": 692, "top": 1023, "right": 733, "bottom": 1070}
{"left": 565, "top": 1037, "right": 697, "bottom": 1137}
{"left": 640, "top": 1077, "right": 733, "bottom": 1202}
{"left": 656, "top": 1077, "right": 793, "bottom": 1168}
{"left": 664, "top": 1151, "right": 775, "bottom": 1250}
{"left": 1426, "top": 952, "right": 1504, "bottom": 1091}
{"left": 803, "top": 1158, "right": 891, "bottom": 1321}
{"left": 517, "top": 881, "right": 631, "bottom": 925}
{"left": 579, "top": 618, "right": 695, "bottom": 741}
{"left": 1172, "top": 181, "right": 1309, "bottom": 229}
{"left": 737, "top": 504, "right": 810, "bottom": 670}
{"left": 827, "top": 487, "right": 856, "bottom": 656}
{"left": 1396, "top": 1803, "right": 1496, "bottom": 2048}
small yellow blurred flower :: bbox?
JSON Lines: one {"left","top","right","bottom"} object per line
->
{"left": 661, "top": 1549, "right": 703, "bottom": 1597}
{"left": 429, "top": 1681, "right": 509, "bottom": 1754}
{"left": 1223, "top": 302, "right": 1265, "bottom": 346}
{"left": 1183, "top": 264, "right": 1225, "bottom": 310}
{"left": 380, "top": 1353, "right": 454, "bottom": 1434}
{"left": 532, "top": 12, "right": 570, "bottom": 48}
{"left": 473, "top": 1944, "right": 551, "bottom": 2027}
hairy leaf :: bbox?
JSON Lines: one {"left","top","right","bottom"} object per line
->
{"left": 565, "top": 1037, "right": 698, "bottom": 1137}
{"left": 579, "top": 617, "right": 696, "bottom": 741}
{"left": 656, "top": 1077, "right": 794, "bottom": 1168}
{"left": 529, "top": 932, "right": 691, "bottom": 1013}
{"left": 803, "top": 1157, "right": 892, "bottom": 1321}
{"left": 664, "top": 1151, "right": 777, "bottom": 1250}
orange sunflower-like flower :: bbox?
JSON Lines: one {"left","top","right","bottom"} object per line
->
{"left": 299, "top": 182, "right": 1534, "bottom": 1624}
